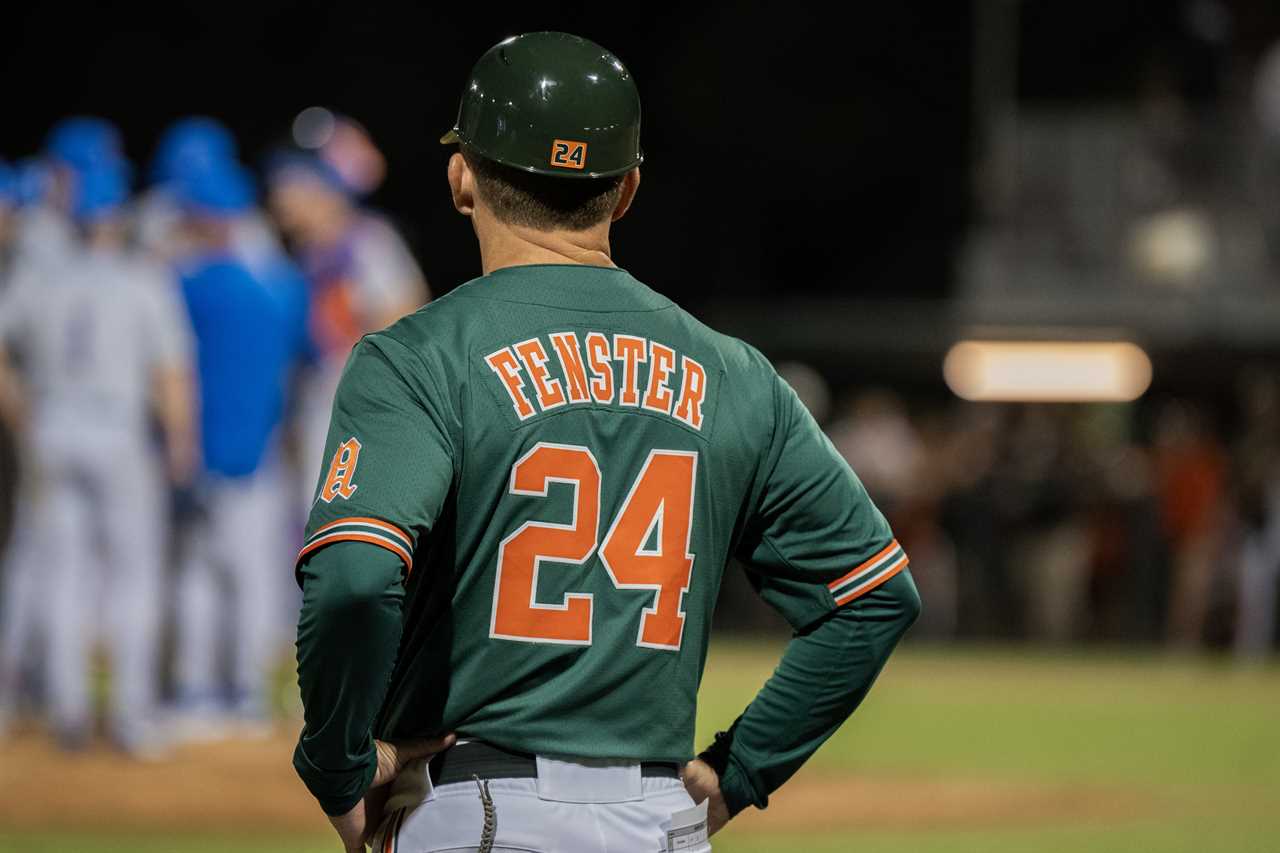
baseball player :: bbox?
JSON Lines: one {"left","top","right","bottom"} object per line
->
{"left": 294, "top": 32, "right": 921, "bottom": 853}
{"left": 137, "top": 116, "right": 291, "bottom": 274}
{"left": 2, "top": 130, "right": 125, "bottom": 737}
{"left": 168, "top": 162, "right": 310, "bottom": 735}
{"left": 0, "top": 133, "right": 117, "bottom": 734}
{"left": 0, "top": 160, "right": 15, "bottom": 284}
{"left": 13, "top": 118, "right": 124, "bottom": 272}
{"left": 264, "top": 148, "right": 429, "bottom": 516}
{"left": 136, "top": 116, "right": 238, "bottom": 259}
{"left": 0, "top": 160, "right": 22, "bottom": 734}
{"left": 0, "top": 153, "right": 196, "bottom": 754}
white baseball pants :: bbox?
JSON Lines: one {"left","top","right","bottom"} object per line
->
{"left": 375, "top": 756, "right": 712, "bottom": 853}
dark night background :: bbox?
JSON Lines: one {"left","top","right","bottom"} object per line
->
{"left": 5, "top": 1, "right": 1280, "bottom": 330}
{"left": 3, "top": 3, "right": 979, "bottom": 306}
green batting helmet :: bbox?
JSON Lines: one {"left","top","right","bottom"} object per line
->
{"left": 441, "top": 32, "right": 643, "bottom": 179}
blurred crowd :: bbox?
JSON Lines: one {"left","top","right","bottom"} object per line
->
{"left": 0, "top": 114, "right": 428, "bottom": 756}
{"left": 816, "top": 381, "right": 1280, "bottom": 657}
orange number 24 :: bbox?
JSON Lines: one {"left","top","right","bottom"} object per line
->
{"left": 490, "top": 443, "right": 697, "bottom": 651}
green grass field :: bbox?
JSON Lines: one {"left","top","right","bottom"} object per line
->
{"left": 2, "top": 641, "right": 1278, "bottom": 852}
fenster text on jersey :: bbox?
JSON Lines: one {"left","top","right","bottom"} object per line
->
{"left": 485, "top": 331, "right": 707, "bottom": 431}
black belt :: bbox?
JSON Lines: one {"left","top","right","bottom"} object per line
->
{"left": 429, "top": 740, "right": 680, "bottom": 787}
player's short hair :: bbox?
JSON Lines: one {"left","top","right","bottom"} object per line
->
{"left": 462, "top": 147, "right": 626, "bottom": 232}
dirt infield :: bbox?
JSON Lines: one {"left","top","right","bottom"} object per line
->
{"left": 0, "top": 727, "right": 1155, "bottom": 836}
{"left": 0, "top": 727, "right": 319, "bottom": 832}
{"left": 739, "top": 770, "right": 1156, "bottom": 833}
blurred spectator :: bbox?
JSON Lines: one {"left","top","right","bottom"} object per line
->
{"left": 1003, "top": 409, "right": 1092, "bottom": 643}
{"left": 828, "top": 391, "right": 925, "bottom": 513}
{"left": 895, "top": 412, "right": 960, "bottom": 639}
{"left": 265, "top": 149, "right": 427, "bottom": 504}
{"left": 829, "top": 392, "right": 959, "bottom": 638}
{"left": 936, "top": 407, "right": 1007, "bottom": 637}
{"left": 0, "top": 145, "right": 195, "bottom": 754}
{"left": 1232, "top": 374, "right": 1280, "bottom": 658}
{"left": 775, "top": 361, "right": 833, "bottom": 424}
{"left": 1090, "top": 440, "right": 1167, "bottom": 643}
{"left": 168, "top": 162, "right": 309, "bottom": 738}
{"left": 1153, "top": 400, "right": 1230, "bottom": 647}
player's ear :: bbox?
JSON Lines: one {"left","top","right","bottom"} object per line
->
{"left": 610, "top": 167, "right": 640, "bottom": 223}
{"left": 448, "top": 152, "right": 475, "bottom": 217}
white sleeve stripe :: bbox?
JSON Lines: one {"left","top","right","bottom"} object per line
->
{"left": 833, "top": 554, "right": 909, "bottom": 606}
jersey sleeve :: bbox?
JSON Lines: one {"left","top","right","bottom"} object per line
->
{"left": 297, "top": 333, "right": 457, "bottom": 580}
{"left": 353, "top": 218, "right": 428, "bottom": 318}
{"left": 736, "top": 372, "right": 907, "bottom": 630}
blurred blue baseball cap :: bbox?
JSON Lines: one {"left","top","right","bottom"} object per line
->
{"left": 264, "top": 149, "right": 350, "bottom": 196}
{"left": 46, "top": 116, "right": 126, "bottom": 172}
{"left": 0, "top": 161, "right": 14, "bottom": 206}
{"left": 176, "top": 162, "right": 256, "bottom": 217}
{"left": 73, "top": 162, "right": 131, "bottom": 222}
{"left": 152, "top": 117, "right": 238, "bottom": 185}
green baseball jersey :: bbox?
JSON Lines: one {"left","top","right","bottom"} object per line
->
{"left": 298, "top": 264, "right": 904, "bottom": 764}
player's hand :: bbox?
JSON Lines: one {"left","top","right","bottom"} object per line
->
{"left": 166, "top": 435, "right": 198, "bottom": 487}
{"left": 682, "top": 758, "right": 731, "bottom": 836}
{"left": 370, "top": 734, "right": 456, "bottom": 786}
{"left": 326, "top": 733, "right": 456, "bottom": 851}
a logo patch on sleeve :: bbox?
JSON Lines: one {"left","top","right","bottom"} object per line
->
{"left": 319, "top": 437, "right": 362, "bottom": 503}
{"left": 550, "top": 139, "right": 587, "bottom": 170}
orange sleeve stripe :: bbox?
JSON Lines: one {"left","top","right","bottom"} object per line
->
{"left": 297, "top": 532, "right": 413, "bottom": 574}
{"left": 833, "top": 554, "right": 909, "bottom": 606}
{"left": 826, "top": 540, "right": 902, "bottom": 592}
{"left": 310, "top": 516, "right": 412, "bottom": 548}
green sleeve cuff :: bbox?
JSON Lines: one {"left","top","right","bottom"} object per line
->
{"left": 699, "top": 570, "right": 921, "bottom": 818}
{"left": 293, "top": 736, "right": 378, "bottom": 817}
{"left": 698, "top": 725, "right": 761, "bottom": 816}
{"left": 719, "top": 755, "right": 766, "bottom": 817}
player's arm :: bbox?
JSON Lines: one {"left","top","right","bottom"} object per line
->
{"left": 153, "top": 364, "right": 197, "bottom": 484}
{"left": 0, "top": 279, "right": 29, "bottom": 430}
{"left": 688, "top": 373, "right": 921, "bottom": 831}
{"left": 293, "top": 335, "right": 457, "bottom": 848}
{"left": 142, "top": 270, "right": 199, "bottom": 484}
{"left": 0, "top": 347, "right": 25, "bottom": 431}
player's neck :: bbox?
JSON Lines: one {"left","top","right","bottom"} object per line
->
{"left": 476, "top": 216, "right": 615, "bottom": 275}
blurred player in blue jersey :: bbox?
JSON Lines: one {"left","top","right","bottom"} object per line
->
{"left": 136, "top": 116, "right": 238, "bottom": 260}
{"left": 137, "top": 116, "right": 288, "bottom": 276}
{"left": 0, "top": 145, "right": 196, "bottom": 754}
{"left": 168, "top": 162, "right": 310, "bottom": 738}
{"left": 144, "top": 120, "right": 317, "bottom": 690}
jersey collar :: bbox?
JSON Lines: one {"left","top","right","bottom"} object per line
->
{"left": 469, "top": 264, "right": 672, "bottom": 312}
